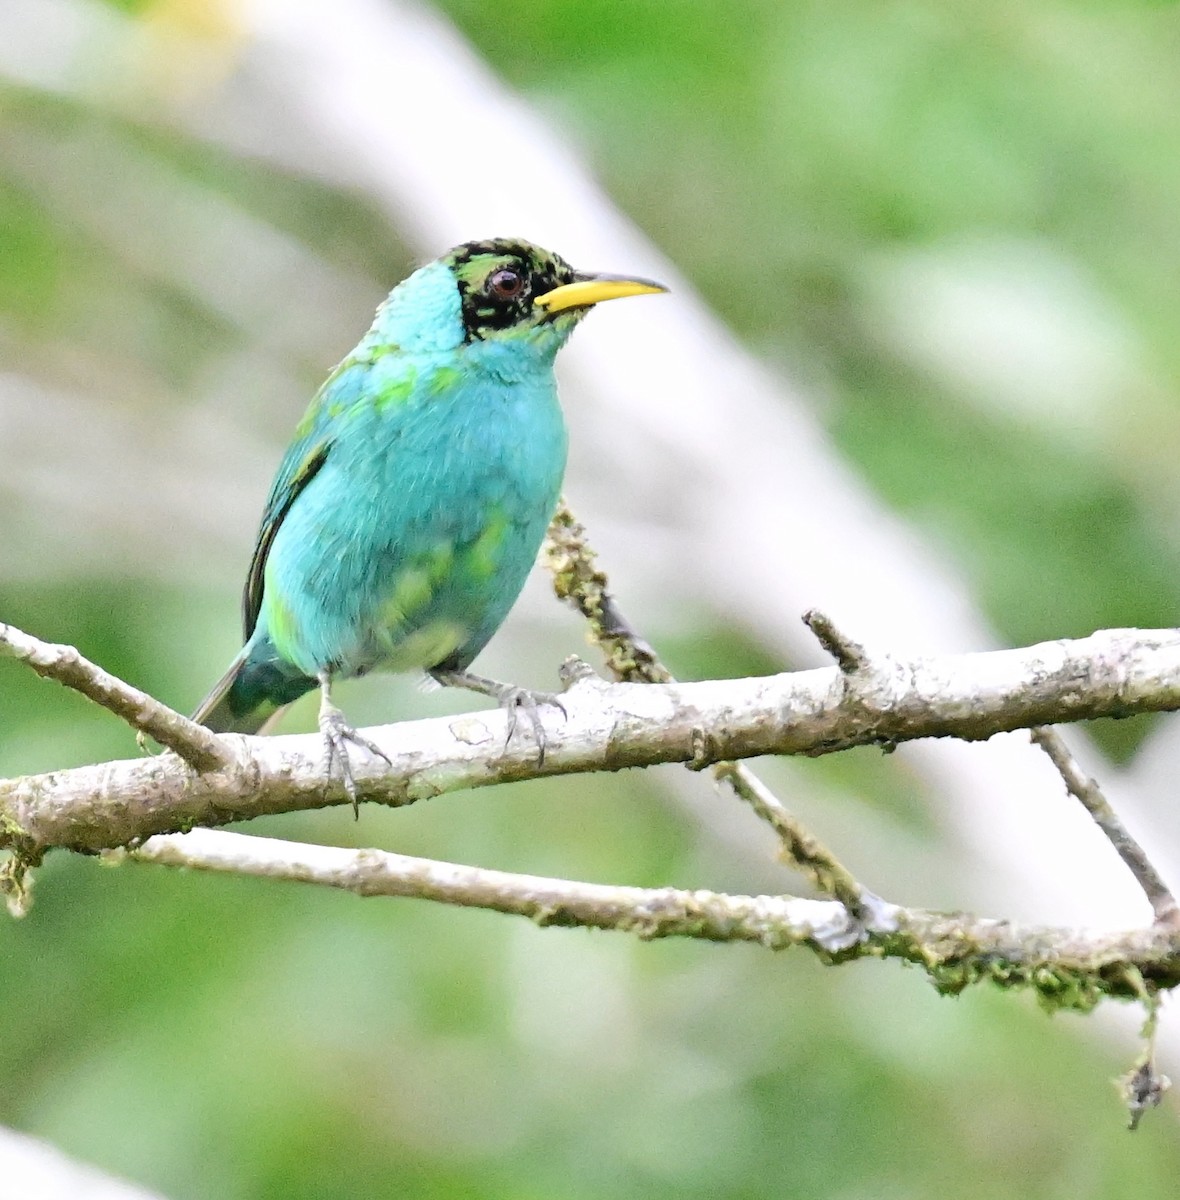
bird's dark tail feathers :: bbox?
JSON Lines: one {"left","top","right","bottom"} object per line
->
{"left": 192, "top": 644, "right": 316, "bottom": 735}
{"left": 191, "top": 652, "right": 272, "bottom": 734}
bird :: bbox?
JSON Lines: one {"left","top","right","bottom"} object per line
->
{"left": 192, "top": 237, "right": 667, "bottom": 811}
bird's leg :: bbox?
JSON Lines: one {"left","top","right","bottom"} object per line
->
{"left": 430, "top": 668, "right": 567, "bottom": 765}
{"left": 317, "top": 672, "right": 391, "bottom": 818}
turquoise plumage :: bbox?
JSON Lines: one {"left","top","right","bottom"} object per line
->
{"left": 193, "top": 238, "right": 665, "bottom": 803}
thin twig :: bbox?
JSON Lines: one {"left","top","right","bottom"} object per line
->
{"left": 127, "top": 828, "right": 874, "bottom": 952}
{"left": 802, "top": 609, "right": 872, "bottom": 674}
{"left": 545, "top": 502, "right": 671, "bottom": 687}
{"left": 1117, "top": 966, "right": 1171, "bottom": 1130}
{"left": 710, "top": 762, "right": 880, "bottom": 916}
{"left": 544, "top": 501, "right": 875, "bottom": 913}
{"left": 1030, "top": 726, "right": 1180, "bottom": 927}
{"left": 125, "top": 827, "right": 1180, "bottom": 1005}
{"left": 0, "top": 621, "right": 233, "bottom": 772}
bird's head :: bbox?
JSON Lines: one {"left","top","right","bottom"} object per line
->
{"left": 443, "top": 237, "right": 666, "bottom": 353}
{"left": 366, "top": 238, "right": 666, "bottom": 364}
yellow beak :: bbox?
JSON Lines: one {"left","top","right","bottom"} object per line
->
{"left": 533, "top": 272, "right": 668, "bottom": 314}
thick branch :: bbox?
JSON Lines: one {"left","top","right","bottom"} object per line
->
{"left": 3, "top": 625, "right": 1180, "bottom": 855}
{"left": 127, "top": 828, "right": 1180, "bottom": 1005}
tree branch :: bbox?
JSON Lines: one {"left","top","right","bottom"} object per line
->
{"left": 125, "top": 827, "right": 1180, "bottom": 1006}
{"left": 126, "top": 828, "right": 876, "bottom": 952}
{"left": 4, "top": 624, "right": 1180, "bottom": 856}
{"left": 1030, "top": 725, "right": 1180, "bottom": 927}
{"left": 0, "top": 622, "right": 234, "bottom": 772}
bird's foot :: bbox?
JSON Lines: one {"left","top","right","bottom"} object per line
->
{"left": 318, "top": 696, "right": 391, "bottom": 819}
{"left": 496, "top": 684, "right": 568, "bottom": 766}
{"left": 431, "top": 669, "right": 567, "bottom": 765}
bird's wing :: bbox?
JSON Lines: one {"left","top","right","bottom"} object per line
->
{"left": 241, "top": 440, "right": 330, "bottom": 640}
{"left": 241, "top": 355, "right": 375, "bottom": 640}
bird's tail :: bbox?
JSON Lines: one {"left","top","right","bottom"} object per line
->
{"left": 191, "top": 651, "right": 272, "bottom": 734}
{"left": 192, "top": 642, "right": 316, "bottom": 735}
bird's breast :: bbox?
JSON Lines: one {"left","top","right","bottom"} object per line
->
{"left": 260, "top": 358, "right": 568, "bottom": 679}
{"left": 364, "top": 362, "right": 568, "bottom": 516}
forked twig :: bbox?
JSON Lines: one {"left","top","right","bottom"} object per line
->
{"left": 544, "top": 501, "right": 878, "bottom": 917}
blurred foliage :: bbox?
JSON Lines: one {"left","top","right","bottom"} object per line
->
{"left": 4, "top": 0, "right": 1180, "bottom": 1197}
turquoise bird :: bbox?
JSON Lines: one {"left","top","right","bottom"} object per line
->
{"left": 194, "top": 237, "right": 666, "bottom": 806}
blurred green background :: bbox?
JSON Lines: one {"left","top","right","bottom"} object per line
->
{"left": 5, "top": 0, "right": 1180, "bottom": 1196}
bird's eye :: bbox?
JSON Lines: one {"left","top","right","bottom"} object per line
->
{"left": 488, "top": 268, "right": 525, "bottom": 300}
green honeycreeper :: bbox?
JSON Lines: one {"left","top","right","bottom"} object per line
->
{"left": 193, "top": 237, "right": 666, "bottom": 803}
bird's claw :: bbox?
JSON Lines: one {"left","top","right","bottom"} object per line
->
{"left": 430, "top": 668, "right": 567, "bottom": 765}
{"left": 319, "top": 704, "right": 391, "bottom": 819}
{"left": 498, "top": 687, "right": 567, "bottom": 765}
